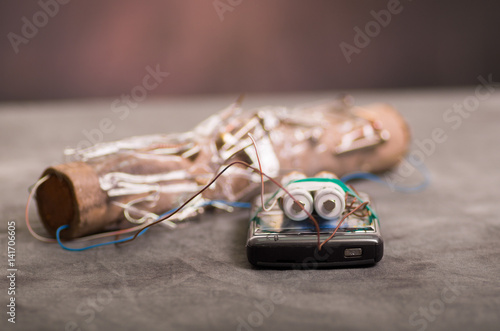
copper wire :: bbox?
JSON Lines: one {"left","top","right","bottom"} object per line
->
{"left": 118, "top": 160, "right": 322, "bottom": 247}
{"left": 319, "top": 201, "right": 369, "bottom": 250}
{"left": 247, "top": 133, "right": 272, "bottom": 212}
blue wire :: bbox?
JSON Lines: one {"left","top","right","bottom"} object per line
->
{"left": 57, "top": 200, "right": 251, "bottom": 251}
{"left": 202, "top": 200, "right": 252, "bottom": 209}
{"left": 156, "top": 207, "right": 182, "bottom": 224}
{"left": 340, "top": 161, "right": 431, "bottom": 193}
{"left": 56, "top": 224, "right": 149, "bottom": 251}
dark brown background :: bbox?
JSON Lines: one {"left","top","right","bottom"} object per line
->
{"left": 1, "top": 0, "right": 500, "bottom": 101}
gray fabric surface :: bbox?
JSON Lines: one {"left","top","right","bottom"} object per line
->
{"left": 1, "top": 90, "right": 499, "bottom": 331}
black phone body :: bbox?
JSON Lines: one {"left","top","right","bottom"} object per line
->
{"left": 246, "top": 192, "right": 383, "bottom": 268}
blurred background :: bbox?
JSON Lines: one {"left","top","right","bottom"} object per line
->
{"left": 1, "top": 0, "right": 500, "bottom": 101}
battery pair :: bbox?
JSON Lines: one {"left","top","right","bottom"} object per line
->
{"left": 280, "top": 172, "right": 346, "bottom": 222}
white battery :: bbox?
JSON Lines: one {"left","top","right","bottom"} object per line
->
{"left": 314, "top": 185, "right": 346, "bottom": 220}
{"left": 282, "top": 188, "right": 314, "bottom": 221}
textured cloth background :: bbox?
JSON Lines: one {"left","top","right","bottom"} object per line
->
{"left": 1, "top": 90, "right": 499, "bottom": 330}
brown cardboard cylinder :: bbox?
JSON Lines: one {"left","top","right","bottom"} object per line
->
{"left": 36, "top": 162, "right": 108, "bottom": 239}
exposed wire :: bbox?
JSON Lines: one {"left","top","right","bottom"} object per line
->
{"left": 154, "top": 199, "right": 251, "bottom": 221}
{"left": 112, "top": 200, "right": 161, "bottom": 225}
{"left": 344, "top": 192, "right": 369, "bottom": 218}
{"left": 118, "top": 160, "right": 321, "bottom": 247}
{"left": 27, "top": 172, "right": 250, "bottom": 250}
{"left": 56, "top": 224, "right": 150, "bottom": 251}
{"left": 113, "top": 187, "right": 161, "bottom": 225}
{"left": 347, "top": 184, "right": 360, "bottom": 197}
{"left": 346, "top": 195, "right": 357, "bottom": 210}
{"left": 71, "top": 224, "right": 150, "bottom": 242}
{"left": 247, "top": 133, "right": 272, "bottom": 212}
{"left": 25, "top": 175, "right": 55, "bottom": 243}
{"left": 204, "top": 200, "right": 252, "bottom": 209}
{"left": 55, "top": 197, "right": 253, "bottom": 251}
{"left": 319, "top": 201, "right": 368, "bottom": 250}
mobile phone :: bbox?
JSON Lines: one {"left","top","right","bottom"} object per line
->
{"left": 246, "top": 177, "right": 383, "bottom": 268}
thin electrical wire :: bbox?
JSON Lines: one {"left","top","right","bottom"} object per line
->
{"left": 25, "top": 175, "right": 56, "bottom": 243}
{"left": 347, "top": 196, "right": 357, "bottom": 210}
{"left": 348, "top": 184, "right": 360, "bottom": 197}
{"left": 247, "top": 133, "right": 272, "bottom": 212}
{"left": 72, "top": 224, "right": 149, "bottom": 242}
{"left": 27, "top": 175, "right": 250, "bottom": 249}
{"left": 121, "top": 193, "right": 161, "bottom": 225}
{"left": 112, "top": 200, "right": 160, "bottom": 225}
{"left": 56, "top": 199, "right": 252, "bottom": 251}
{"left": 154, "top": 199, "right": 251, "bottom": 221}
{"left": 118, "top": 160, "right": 321, "bottom": 247}
{"left": 204, "top": 200, "right": 252, "bottom": 209}
{"left": 56, "top": 224, "right": 149, "bottom": 251}
{"left": 319, "top": 201, "right": 368, "bottom": 250}
{"left": 345, "top": 193, "right": 369, "bottom": 217}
